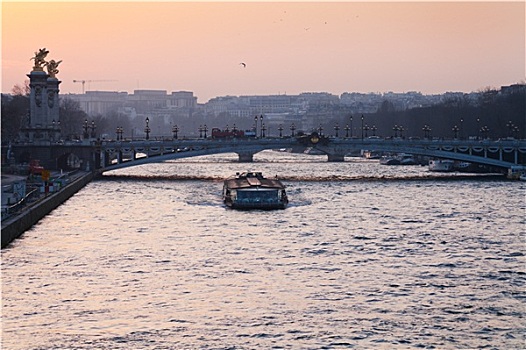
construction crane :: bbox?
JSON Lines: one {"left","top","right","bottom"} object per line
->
{"left": 73, "top": 79, "right": 117, "bottom": 94}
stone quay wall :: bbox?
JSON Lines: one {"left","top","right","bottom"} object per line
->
{"left": 1, "top": 172, "right": 94, "bottom": 249}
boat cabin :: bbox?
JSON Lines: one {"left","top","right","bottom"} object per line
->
{"left": 223, "top": 172, "right": 288, "bottom": 210}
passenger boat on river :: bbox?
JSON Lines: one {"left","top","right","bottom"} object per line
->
{"left": 223, "top": 172, "right": 288, "bottom": 210}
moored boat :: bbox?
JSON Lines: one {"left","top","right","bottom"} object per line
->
{"left": 380, "top": 156, "right": 400, "bottom": 165}
{"left": 223, "top": 172, "right": 288, "bottom": 210}
{"left": 429, "top": 159, "right": 455, "bottom": 172}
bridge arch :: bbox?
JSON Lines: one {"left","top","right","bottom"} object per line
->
{"left": 70, "top": 137, "right": 526, "bottom": 174}
{"left": 56, "top": 152, "right": 82, "bottom": 170}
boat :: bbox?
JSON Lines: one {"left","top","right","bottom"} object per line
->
{"left": 398, "top": 153, "right": 417, "bottom": 165}
{"left": 223, "top": 172, "right": 288, "bottom": 210}
{"left": 429, "top": 159, "right": 455, "bottom": 172}
{"left": 379, "top": 156, "right": 400, "bottom": 165}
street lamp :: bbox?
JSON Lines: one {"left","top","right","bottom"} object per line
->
{"left": 203, "top": 124, "right": 208, "bottom": 138}
{"left": 90, "top": 120, "right": 96, "bottom": 139}
{"left": 254, "top": 115, "right": 258, "bottom": 136}
{"left": 506, "top": 120, "right": 514, "bottom": 137}
{"left": 290, "top": 123, "right": 296, "bottom": 137}
{"left": 334, "top": 123, "right": 340, "bottom": 138}
{"left": 145, "top": 117, "right": 151, "bottom": 140}
{"left": 371, "top": 125, "right": 377, "bottom": 136}
{"left": 361, "top": 115, "right": 364, "bottom": 140}
{"left": 460, "top": 118, "right": 464, "bottom": 139}
{"left": 278, "top": 124, "right": 283, "bottom": 138}
{"left": 513, "top": 125, "right": 520, "bottom": 139}
{"left": 116, "top": 126, "right": 123, "bottom": 141}
{"left": 345, "top": 124, "right": 350, "bottom": 138}
{"left": 452, "top": 125, "right": 459, "bottom": 139}
{"left": 172, "top": 124, "right": 179, "bottom": 139}
{"left": 364, "top": 124, "right": 369, "bottom": 138}
{"left": 393, "top": 124, "right": 399, "bottom": 138}
{"left": 349, "top": 115, "right": 353, "bottom": 138}
{"left": 259, "top": 115, "right": 264, "bottom": 138}
{"left": 422, "top": 124, "right": 431, "bottom": 139}
{"left": 83, "top": 119, "right": 89, "bottom": 139}
{"left": 480, "top": 125, "right": 489, "bottom": 139}
{"left": 318, "top": 124, "right": 323, "bottom": 136}
{"left": 261, "top": 123, "right": 266, "bottom": 138}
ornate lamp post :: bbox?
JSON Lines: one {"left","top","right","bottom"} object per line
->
{"left": 393, "top": 125, "right": 399, "bottom": 138}
{"left": 318, "top": 124, "right": 323, "bottom": 136}
{"left": 254, "top": 115, "right": 258, "bottom": 136}
{"left": 480, "top": 125, "right": 489, "bottom": 139}
{"left": 334, "top": 123, "right": 339, "bottom": 138}
{"left": 460, "top": 118, "right": 464, "bottom": 139}
{"left": 259, "top": 115, "right": 264, "bottom": 138}
{"left": 172, "top": 124, "right": 179, "bottom": 139}
{"left": 422, "top": 124, "right": 431, "bottom": 139}
{"left": 278, "top": 124, "right": 283, "bottom": 138}
{"left": 203, "top": 124, "right": 208, "bottom": 138}
{"left": 145, "top": 117, "right": 151, "bottom": 140}
{"left": 232, "top": 124, "right": 237, "bottom": 133}
{"left": 83, "top": 119, "right": 89, "bottom": 139}
{"left": 198, "top": 125, "right": 203, "bottom": 138}
{"left": 477, "top": 118, "right": 481, "bottom": 140}
{"left": 345, "top": 124, "right": 350, "bottom": 138}
{"left": 90, "top": 120, "right": 96, "bottom": 139}
{"left": 349, "top": 115, "right": 353, "bottom": 138}
{"left": 116, "top": 126, "right": 123, "bottom": 141}
{"left": 290, "top": 123, "right": 296, "bottom": 137}
{"left": 364, "top": 124, "right": 369, "bottom": 138}
{"left": 506, "top": 120, "right": 514, "bottom": 137}
{"left": 452, "top": 125, "right": 459, "bottom": 139}
{"left": 399, "top": 126, "right": 404, "bottom": 139}
{"left": 361, "top": 115, "right": 364, "bottom": 140}
{"left": 261, "top": 123, "right": 266, "bottom": 138}
{"left": 371, "top": 125, "right": 377, "bottom": 136}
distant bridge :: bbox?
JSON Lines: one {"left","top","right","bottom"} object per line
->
{"left": 8, "top": 136, "right": 526, "bottom": 174}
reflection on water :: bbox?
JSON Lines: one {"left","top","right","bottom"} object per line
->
{"left": 2, "top": 151, "right": 525, "bottom": 349}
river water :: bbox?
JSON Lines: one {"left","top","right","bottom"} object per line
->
{"left": 2, "top": 151, "right": 525, "bottom": 349}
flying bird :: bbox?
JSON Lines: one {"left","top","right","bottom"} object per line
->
{"left": 240, "top": 62, "right": 246, "bottom": 68}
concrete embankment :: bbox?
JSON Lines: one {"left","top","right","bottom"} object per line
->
{"left": 1, "top": 172, "right": 94, "bottom": 249}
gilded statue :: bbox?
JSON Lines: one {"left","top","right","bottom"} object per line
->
{"left": 30, "top": 48, "right": 49, "bottom": 70}
{"left": 45, "top": 59, "right": 62, "bottom": 78}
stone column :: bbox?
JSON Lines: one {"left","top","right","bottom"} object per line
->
{"left": 46, "top": 77, "right": 61, "bottom": 141}
{"left": 24, "top": 70, "right": 49, "bottom": 142}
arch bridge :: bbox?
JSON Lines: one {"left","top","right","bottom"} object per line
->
{"left": 92, "top": 135, "right": 526, "bottom": 174}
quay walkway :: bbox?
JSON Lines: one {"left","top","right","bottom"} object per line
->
{"left": 1, "top": 171, "right": 94, "bottom": 249}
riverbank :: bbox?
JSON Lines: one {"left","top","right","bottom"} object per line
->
{"left": 1, "top": 171, "right": 94, "bottom": 249}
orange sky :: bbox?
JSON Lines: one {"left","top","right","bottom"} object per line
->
{"left": 2, "top": 1, "right": 525, "bottom": 102}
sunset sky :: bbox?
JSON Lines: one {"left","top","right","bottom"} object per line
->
{"left": 2, "top": 1, "right": 525, "bottom": 102}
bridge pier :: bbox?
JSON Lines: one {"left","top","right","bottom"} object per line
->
{"left": 327, "top": 153, "right": 345, "bottom": 162}
{"left": 236, "top": 152, "right": 254, "bottom": 162}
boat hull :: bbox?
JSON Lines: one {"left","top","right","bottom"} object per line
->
{"left": 224, "top": 200, "right": 287, "bottom": 210}
{"left": 223, "top": 172, "right": 288, "bottom": 210}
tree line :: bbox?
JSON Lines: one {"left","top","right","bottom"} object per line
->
{"left": 2, "top": 84, "right": 524, "bottom": 142}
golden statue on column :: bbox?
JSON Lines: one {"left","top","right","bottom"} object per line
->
{"left": 45, "top": 60, "right": 62, "bottom": 78}
{"left": 30, "top": 48, "right": 49, "bottom": 71}
{"left": 30, "top": 48, "right": 61, "bottom": 77}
